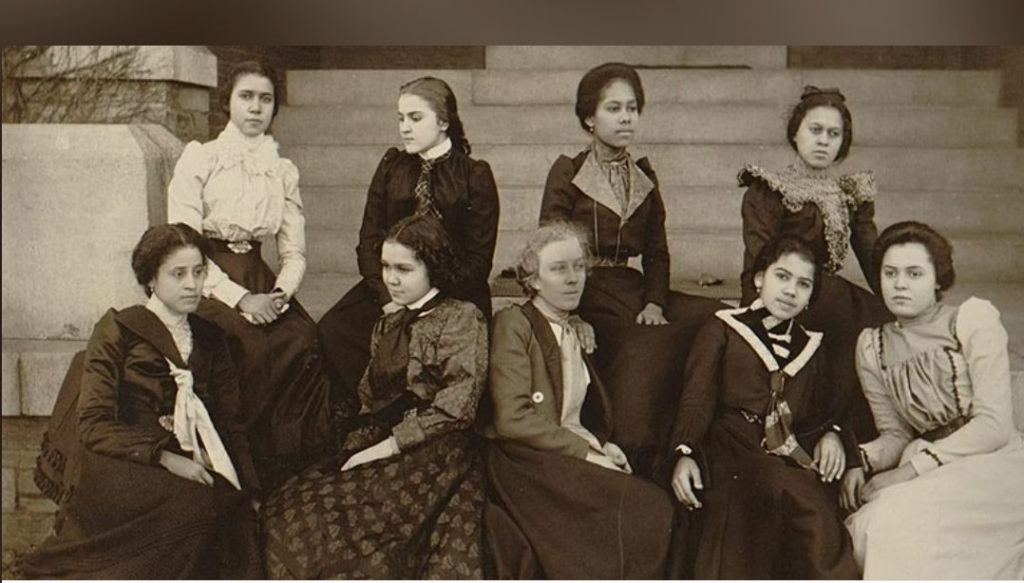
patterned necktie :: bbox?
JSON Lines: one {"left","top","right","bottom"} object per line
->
{"left": 414, "top": 156, "right": 444, "bottom": 220}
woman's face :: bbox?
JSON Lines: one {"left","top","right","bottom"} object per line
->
{"left": 150, "top": 245, "right": 206, "bottom": 318}
{"left": 229, "top": 73, "right": 275, "bottom": 137}
{"left": 398, "top": 93, "right": 448, "bottom": 155}
{"left": 381, "top": 240, "right": 432, "bottom": 306}
{"left": 586, "top": 79, "right": 640, "bottom": 150}
{"left": 754, "top": 251, "right": 815, "bottom": 320}
{"left": 794, "top": 106, "right": 844, "bottom": 169}
{"left": 880, "top": 242, "right": 939, "bottom": 319}
{"left": 531, "top": 237, "right": 587, "bottom": 315}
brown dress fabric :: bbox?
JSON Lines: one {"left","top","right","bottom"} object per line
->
{"left": 262, "top": 299, "right": 489, "bottom": 579}
{"left": 18, "top": 306, "right": 262, "bottom": 580}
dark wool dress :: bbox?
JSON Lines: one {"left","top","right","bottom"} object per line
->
{"left": 740, "top": 163, "right": 893, "bottom": 443}
{"left": 541, "top": 149, "right": 723, "bottom": 476}
{"left": 481, "top": 303, "right": 675, "bottom": 580}
{"left": 262, "top": 298, "right": 489, "bottom": 579}
{"left": 665, "top": 306, "right": 859, "bottom": 579}
{"left": 19, "top": 307, "right": 262, "bottom": 579}
{"left": 317, "top": 146, "right": 499, "bottom": 410}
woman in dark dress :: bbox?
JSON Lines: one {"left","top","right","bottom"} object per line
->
{"left": 667, "top": 235, "right": 859, "bottom": 579}
{"left": 167, "top": 61, "right": 333, "bottom": 490}
{"left": 262, "top": 214, "right": 489, "bottom": 579}
{"left": 539, "top": 62, "right": 723, "bottom": 476}
{"left": 739, "top": 86, "right": 892, "bottom": 443}
{"left": 481, "top": 221, "right": 675, "bottom": 580}
{"left": 317, "top": 76, "right": 499, "bottom": 413}
{"left": 19, "top": 224, "right": 262, "bottom": 579}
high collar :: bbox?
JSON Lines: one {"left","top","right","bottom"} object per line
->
{"left": 590, "top": 138, "right": 628, "bottom": 164}
{"left": 894, "top": 300, "right": 944, "bottom": 329}
{"left": 792, "top": 153, "right": 837, "bottom": 178}
{"left": 145, "top": 294, "right": 189, "bottom": 329}
{"left": 404, "top": 287, "right": 440, "bottom": 310}
{"left": 419, "top": 137, "right": 453, "bottom": 161}
{"left": 221, "top": 120, "right": 272, "bottom": 153}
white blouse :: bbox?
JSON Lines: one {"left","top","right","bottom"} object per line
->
{"left": 167, "top": 122, "right": 306, "bottom": 307}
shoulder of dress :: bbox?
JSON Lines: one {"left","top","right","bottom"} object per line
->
{"left": 838, "top": 170, "right": 877, "bottom": 205}
{"left": 175, "top": 140, "right": 214, "bottom": 171}
{"left": 955, "top": 297, "right": 1004, "bottom": 339}
{"left": 737, "top": 163, "right": 785, "bottom": 191}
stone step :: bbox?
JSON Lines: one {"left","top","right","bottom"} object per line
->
{"left": 1, "top": 339, "right": 87, "bottom": 417}
{"left": 303, "top": 226, "right": 1024, "bottom": 285}
{"left": 274, "top": 103, "right": 1019, "bottom": 149}
{"left": 484, "top": 45, "right": 788, "bottom": 70}
{"left": 301, "top": 185, "right": 1024, "bottom": 236}
{"left": 284, "top": 143, "right": 1024, "bottom": 191}
{"left": 287, "top": 69, "right": 1003, "bottom": 107}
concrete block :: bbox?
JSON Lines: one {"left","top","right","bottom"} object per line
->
{"left": 2, "top": 469, "right": 14, "bottom": 511}
{"left": 19, "top": 341, "right": 86, "bottom": 416}
{"left": 2, "top": 509, "right": 55, "bottom": 554}
{"left": 485, "top": 45, "right": 787, "bottom": 70}
{"left": 1, "top": 415, "right": 50, "bottom": 471}
{"left": 2, "top": 124, "right": 183, "bottom": 340}
{"left": 287, "top": 70, "right": 474, "bottom": 106}
{"left": 2, "top": 349, "right": 19, "bottom": 417}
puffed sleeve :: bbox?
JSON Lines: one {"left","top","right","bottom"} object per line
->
{"left": 488, "top": 308, "right": 591, "bottom": 458}
{"left": 739, "top": 175, "right": 786, "bottom": 306}
{"left": 840, "top": 172, "right": 881, "bottom": 294}
{"left": 272, "top": 158, "right": 306, "bottom": 300}
{"left": 203, "top": 327, "right": 261, "bottom": 493}
{"left": 539, "top": 155, "right": 578, "bottom": 223}
{"left": 908, "top": 298, "right": 1015, "bottom": 475}
{"left": 639, "top": 162, "right": 670, "bottom": 308}
{"left": 77, "top": 310, "right": 174, "bottom": 465}
{"left": 167, "top": 142, "right": 250, "bottom": 308}
{"left": 459, "top": 159, "right": 500, "bottom": 289}
{"left": 356, "top": 148, "right": 401, "bottom": 305}
{"left": 391, "top": 303, "right": 489, "bottom": 450}
{"left": 855, "top": 328, "right": 914, "bottom": 473}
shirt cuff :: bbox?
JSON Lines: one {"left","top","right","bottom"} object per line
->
{"left": 392, "top": 416, "right": 425, "bottom": 451}
{"left": 211, "top": 279, "right": 250, "bottom": 309}
{"left": 675, "top": 443, "right": 694, "bottom": 456}
{"left": 909, "top": 448, "right": 943, "bottom": 475}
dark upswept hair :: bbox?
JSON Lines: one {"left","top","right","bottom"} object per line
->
{"left": 219, "top": 60, "right": 282, "bottom": 119}
{"left": 752, "top": 234, "right": 824, "bottom": 307}
{"left": 515, "top": 220, "right": 592, "bottom": 298}
{"left": 874, "top": 220, "right": 955, "bottom": 300}
{"left": 131, "top": 223, "right": 211, "bottom": 296}
{"left": 399, "top": 76, "right": 471, "bottom": 156}
{"left": 574, "top": 62, "right": 646, "bottom": 133}
{"left": 384, "top": 213, "right": 459, "bottom": 294}
{"left": 786, "top": 85, "right": 853, "bottom": 164}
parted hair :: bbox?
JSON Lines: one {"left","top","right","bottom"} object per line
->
{"left": 385, "top": 213, "right": 460, "bottom": 294}
{"left": 874, "top": 220, "right": 955, "bottom": 299}
{"left": 220, "top": 60, "right": 282, "bottom": 119}
{"left": 131, "top": 223, "right": 211, "bottom": 296}
{"left": 574, "top": 62, "right": 646, "bottom": 133}
{"left": 752, "top": 234, "right": 825, "bottom": 307}
{"left": 399, "top": 76, "right": 471, "bottom": 156}
{"left": 786, "top": 85, "right": 853, "bottom": 163}
{"left": 515, "top": 220, "right": 592, "bottom": 298}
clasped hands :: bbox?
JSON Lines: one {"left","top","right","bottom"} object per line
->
{"left": 238, "top": 290, "right": 288, "bottom": 325}
{"left": 840, "top": 462, "right": 917, "bottom": 512}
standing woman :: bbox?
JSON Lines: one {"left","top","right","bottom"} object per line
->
{"left": 540, "top": 62, "right": 723, "bottom": 475}
{"left": 167, "top": 61, "right": 333, "bottom": 490}
{"left": 739, "top": 86, "right": 891, "bottom": 443}
{"left": 842, "top": 221, "right": 1024, "bottom": 579}
{"left": 318, "top": 76, "right": 499, "bottom": 411}
{"left": 262, "top": 214, "right": 489, "bottom": 579}
{"left": 19, "top": 224, "right": 262, "bottom": 579}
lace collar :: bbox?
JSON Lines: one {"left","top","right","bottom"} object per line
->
{"left": 211, "top": 122, "right": 283, "bottom": 176}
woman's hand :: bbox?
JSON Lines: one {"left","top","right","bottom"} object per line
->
{"left": 671, "top": 456, "right": 704, "bottom": 510}
{"left": 840, "top": 467, "right": 866, "bottom": 512}
{"left": 813, "top": 430, "right": 845, "bottom": 482}
{"left": 238, "top": 293, "right": 281, "bottom": 325}
{"left": 636, "top": 302, "right": 668, "bottom": 326}
{"left": 341, "top": 436, "right": 398, "bottom": 472}
{"left": 585, "top": 450, "right": 627, "bottom": 473}
{"left": 567, "top": 314, "right": 597, "bottom": 354}
{"left": 602, "top": 441, "right": 632, "bottom": 474}
{"left": 269, "top": 289, "right": 288, "bottom": 312}
{"left": 159, "top": 450, "right": 214, "bottom": 487}
{"left": 861, "top": 463, "right": 917, "bottom": 504}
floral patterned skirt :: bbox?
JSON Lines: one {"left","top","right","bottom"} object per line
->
{"left": 261, "top": 430, "right": 485, "bottom": 579}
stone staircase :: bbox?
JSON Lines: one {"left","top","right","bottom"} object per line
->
{"left": 4, "top": 46, "right": 1023, "bottom": 565}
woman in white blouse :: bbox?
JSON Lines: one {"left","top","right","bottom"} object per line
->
{"left": 841, "top": 221, "right": 1024, "bottom": 579}
{"left": 167, "top": 61, "right": 333, "bottom": 491}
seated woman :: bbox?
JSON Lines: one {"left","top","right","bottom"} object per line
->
{"left": 842, "top": 221, "right": 1024, "bottom": 579}
{"left": 19, "top": 224, "right": 262, "bottom": 579}
{"left": 481, "top": 220, "right": 674, "bottom": 579}
{"left": 261, "top": 213, "right": 489, "bottom": 579}
{"left": 667, "top": 234, "right": 859, "bottom": 579}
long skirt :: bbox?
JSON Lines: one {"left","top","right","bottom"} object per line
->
{"left": 484, "top": 439, "right": 674, "bottom": 579}
{"left": 797, "top": 273, "right": 892, "bottom": 442}
{"left": 579, "top": 266, "right": 723, "bottom": 476}
{"left": 845, "top": 435, "right": 1024, "bottom": 580}
{"left": 17, "top": 449, "right": 261, "bottom": 579}
{"left": 197, "top": 241, "right": 334, "bottom": 491}
{"left": 261, "top": 430, "right": 486, "bottom": 579}
{"left": 690, "top": 411, "right": 858, "bottom": 579}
